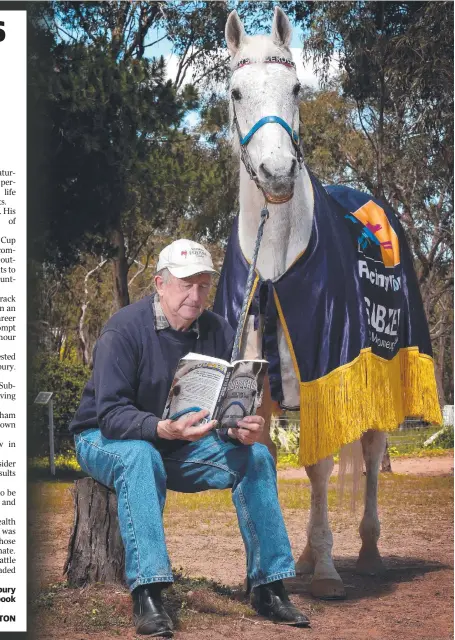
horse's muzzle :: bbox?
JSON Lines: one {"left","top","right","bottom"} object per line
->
{"left": 265, "top": 190, "right": 294, "bottom": 204}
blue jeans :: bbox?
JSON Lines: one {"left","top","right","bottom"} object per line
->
{"left": 74, "top": 428, "right": 295, "bottom": 592}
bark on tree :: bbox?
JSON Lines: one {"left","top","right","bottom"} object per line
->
{"left": 78, "top": 259, "right": 108, "bottom": 365}
{"left": 434, "top": 333, "right": 447, "bottom": 405}
{"left": 111, "top": 226, "right": 130, "bottom": 310}
{"left": 64, "top": 477, "right": 125, "bottom": 587}
{"left": 381, "top": 439, "right": 392, "bottom": 473}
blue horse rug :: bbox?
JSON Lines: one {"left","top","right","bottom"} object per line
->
{"left": 214, "top": 173, "right": 442, "bottom": 465}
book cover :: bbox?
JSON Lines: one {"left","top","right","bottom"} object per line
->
{"left": 162, "top": 353, "right": 267, "bottom": 428}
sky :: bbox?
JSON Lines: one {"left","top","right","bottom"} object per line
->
{"left": 164, "top": 47, "right": 321, "bottom": 88}
{"left": 150, "top": 18, "right": 306, "bottom": 57}
{"left": 148, "top": 18, "right": 328, "bottom": 129}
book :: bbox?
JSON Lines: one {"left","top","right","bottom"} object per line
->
{"left": 162, "top": 352, "right": 268, "bottom": 428}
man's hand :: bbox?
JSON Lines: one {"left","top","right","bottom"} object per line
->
{"left": 157, "top": 409, "right": 217, "bottom": 442}
{"left": 227, "top": 415, "right": 265, "bottom": 446}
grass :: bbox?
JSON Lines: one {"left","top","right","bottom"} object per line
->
{"left": 388, "top": 447, "right": 452, "bottom": 458}
{"left": 29, "top": 465, "right": 453, "bottom": 520}
{"left": 30, "top": 422, "right": 453, "bottom": 478}
{"left": 30, "top": 480, "right": 74, "bottom": 513}
{"left": 387, "top": 426, "right": 451, "bottom": 454}
{"left": 277, "top": 447, "right": 453, "bottom": 469}
{"left": 29, "top": 468, "right": 453, "bottom": 636}
{"left": 28, "top": 452, "right": 86, "bottom": 481}
{"left": 31, "top": 568, "right": 254, "bottom": 635}
{"left": 277, "top": 452, "right": 300, "bottom": 468}
{"left": 31, "top": 581, "right": 133, "bottom": 632}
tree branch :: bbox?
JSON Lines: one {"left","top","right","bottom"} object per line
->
{"left": 78, "top": 259, "right": 107, "bottom": 365}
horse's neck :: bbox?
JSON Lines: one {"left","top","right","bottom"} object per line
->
{"left": 238, "top": 164, "right": 314, "bottom": 281}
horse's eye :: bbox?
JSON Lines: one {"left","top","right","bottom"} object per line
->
{"left": 231, "top": 88, "right": 242, "bottom": 101}
{"left": 293, "top": 83, "right": 301, "bottom": 97}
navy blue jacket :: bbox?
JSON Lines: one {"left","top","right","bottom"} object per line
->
{"left": 69, "top": 295, "right": 235, "bottom": 449}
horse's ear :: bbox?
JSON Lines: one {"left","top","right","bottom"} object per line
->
{"left": 226, "top": 10, "right": 246, "bottom": 57}
{"left": 271, "top": 6, "right": 292, "bottom": 47}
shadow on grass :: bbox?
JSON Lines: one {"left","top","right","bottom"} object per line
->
{"left": 33, "top": 559, "right": 451, "bottom": 634}
{"left": 286, "top": 555, "right": 452, "bottom": 602}
{"left": 31, "top": 573, "right": 255, "bottom": 635}
{"left": 164, "top": 570, "right": 254, "bottom": 628}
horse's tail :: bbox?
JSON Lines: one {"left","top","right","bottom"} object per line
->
{"left": 337, "top": 439, "right": 364, "bottom": 512}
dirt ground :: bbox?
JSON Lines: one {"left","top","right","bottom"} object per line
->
{"left": 30, "top": 453, "right": 454, "bottom": 640}
{"left": 279, "top": 453, "right": 455, "bottom": 479}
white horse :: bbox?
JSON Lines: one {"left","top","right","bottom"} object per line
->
{"left": 224, "top": 7, "right": 388, "bottom": 600}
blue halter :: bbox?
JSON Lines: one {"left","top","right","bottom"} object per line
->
{"left": 232, "top": 102, "right": 303, "bottom": 189}
{"left": 239, "top": 115, "right": 300, "bottom": 148}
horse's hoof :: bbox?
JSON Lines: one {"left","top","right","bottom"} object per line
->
{"left": 310, "top": 578, "right": 346, "bottom": 600}
{"left": 355, "top": 555, "right": 385, "bottom": 576}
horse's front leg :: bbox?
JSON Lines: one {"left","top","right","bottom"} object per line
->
{"left": 296, "top": 457, "right": 346, "bottom": 599}
{"left": 356, "top": 429, "right": 387, "bottom": 575}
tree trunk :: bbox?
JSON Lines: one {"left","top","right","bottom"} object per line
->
{"left": 449, "top": 327, "right": 454, "bottom": 404}
{"left": 381, "top": 439, "right": 392, "bottom": 473}
{"left": 111, "top": 226, "right": 130, "bottom": 309}
{"left": 434, "top": 333, "right": 447, "bottom": 405}
{"left": 64, "top": 478, "right": 125, "bottom": 587}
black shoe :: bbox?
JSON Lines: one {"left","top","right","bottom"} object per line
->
{"left": 132, "top": 583, "right": 174, "bottom": 637}
{"left": 251, "top": 580, "right": 310, "bottom": 627}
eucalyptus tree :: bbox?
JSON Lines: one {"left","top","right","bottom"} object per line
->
{"left": 29, "top": 1, "right": 232, "bottom": 310}
{"left": 291, "top": 1, "right": 453, "bottom": 401}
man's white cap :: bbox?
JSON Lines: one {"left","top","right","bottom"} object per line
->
{"left": 156, "top": 239, "right": 219, "bottom": 279}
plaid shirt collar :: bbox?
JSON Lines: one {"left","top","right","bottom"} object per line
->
{"left": 152, "top": 293, "right": 200, "bottom": 337}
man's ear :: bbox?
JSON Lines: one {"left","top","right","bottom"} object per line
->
{"left": 154, "top": 274, "right": 164, "bottom": 295}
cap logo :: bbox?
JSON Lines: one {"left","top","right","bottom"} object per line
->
{"left": 189, "top": 248, "right": 207, "bottom": 258}
{"left": 181, "top": 251, "right": 187, "bottom": 258}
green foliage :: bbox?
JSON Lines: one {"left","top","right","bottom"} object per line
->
{"left": 293, "top": 1, "right": 453, "bottom": 401}
{"left": 28, "top": 1, "right": 234, "bottom": 268}
{"left": 426, "top": 426, "right": 454, "bottom": 450}
{"left": 28, "top": 353, "right": 90, "bottom": 455}
{"left": 29, "top": 452, "right": 81, "bottom": 472}
{"left": 28, "top": 2, "right": 241, "bottom": 319}
{"left": 271, "top": 416, "right": 451, "bottom": 463}
{"left": 276, "top": 453, "right": 300, "bottom": 469}
{"left": 388, "top": 426, "right": 450, "bottom": 455}
{"left": 29, "top": 33, "right": 188, "bottom": 266}
{"left": 299, "top": 85, "right": 371, "bottom": 187}
{"left": 27, "top": 3, "right": 453, "bottom": 404}
{"left": 271, "top": 419, "right": 300, "bottom": 455}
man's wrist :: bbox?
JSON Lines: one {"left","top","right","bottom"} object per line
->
{"left": 141, "top": 415, "right": 160, "bottom": 442}
{"left": 156, "top": 419, "right": 171, "bottom": 440}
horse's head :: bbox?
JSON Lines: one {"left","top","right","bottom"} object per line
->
{"left": 226, "top": 7, "right": 302, "bottom": 204}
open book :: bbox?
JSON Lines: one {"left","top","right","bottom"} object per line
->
{"left": 162, "top": 353, "right": 268, "bottom": 428}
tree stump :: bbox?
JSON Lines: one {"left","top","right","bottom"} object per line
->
{"left": 64, "top": 477, "right": 126, "bottom": 587}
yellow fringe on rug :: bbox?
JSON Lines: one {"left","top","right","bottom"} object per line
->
{"left": 299, "top": 347, "right": 442, "bottom": 467}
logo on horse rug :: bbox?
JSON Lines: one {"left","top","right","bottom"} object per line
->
{"left": 214, "top": 174, "right": 441, "bottom": 465}
{"left": 347, "top": 200, "right": 400, "bottom": 268}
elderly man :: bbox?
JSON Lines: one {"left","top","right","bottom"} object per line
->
{"left": 69, "top": 239, "right": 309, "bottom": 637}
